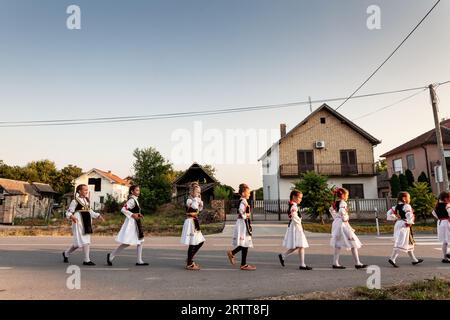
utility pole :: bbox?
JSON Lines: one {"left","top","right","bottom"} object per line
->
{"left": 429, "top": 84, "right": 449, "bottom": 192}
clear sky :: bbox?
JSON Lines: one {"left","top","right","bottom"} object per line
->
{"left": 0, "top": 0, "right": 449, "bottom": 190}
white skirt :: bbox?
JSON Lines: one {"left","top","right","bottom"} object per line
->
{"left": 180, "top": 218, "right": 205, "bottom": 246}
{"left": 71, "top": 212, "right": 92, "bottom": 247}
{"left": 283, "top": 221, "right": 309, "bottom": 249}
{"left": 232, "top": 219, "right": 253, "bottom": 248}
{"left": 393, "top": 220, "right": 414, "bottom": 252}
{"left": 437, "top": 220, "right": 450, "bottom": 243}
{"left": 115, "top": 217, "right": 144, "bottom": 246}
{"left": 330, "top": 219, "right": 362, "bottom": 249}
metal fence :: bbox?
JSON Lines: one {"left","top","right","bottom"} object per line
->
{"left": 224, "top": 198, "right": 397, "bottom": 221}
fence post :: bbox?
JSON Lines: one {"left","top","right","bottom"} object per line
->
{"left": 277, "top": 199, "right": 281, "bottom": 221}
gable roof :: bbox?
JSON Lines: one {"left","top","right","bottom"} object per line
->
{"left": 258, "top": 103, "right": 381, "bottom": 160}
{"left": 380, "top": 119, "right": 450, "bottom": 157}
{"left": 0, "top": 178, "right": 53, "bottom": 196}
{"left": 173, "top": 162, "right": 218, "bottom": 186}
{"left": 84, "top": 168, "right": 130, "bottom": 186}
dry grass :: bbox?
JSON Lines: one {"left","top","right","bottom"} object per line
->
{"left": 259, "top": 277, "right": 450, "bottom": 300}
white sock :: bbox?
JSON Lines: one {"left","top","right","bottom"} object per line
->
{"left": 299, "top": 247, "right": 306, "bottom": 267}
{"left": 390, "top": 248, "right": 399, "bottom": 263}
{"left": 408, "top": 251, "right": 419, "bottom": 263}
{"left": 110, "top": 244, "right": 129, "bottom": 261}
{"left": 137, "top": 244, "right": 144, "bottom": 264}
{"left": 65, "top": 245, "right": 78, "bottom": 256}
{"left": 82, "top": 245, "right": 91, "bottom": 263}
{"left": 351, "top": 247, "right": 362, "bottom": 265}
{"left": 443, "top": 243, "right": 448, "bottom": 259}
{"left": 282, "top": 248, "right": 296, "bottom": 259}
{"left": 333, "top": 247, "right": 341, "bottom": 266}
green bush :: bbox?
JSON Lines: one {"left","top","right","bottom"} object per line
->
{"left": 214, "top": 185, "right": 232, "bottom": 200}
{"left": 294, "top": 171, "right": 334, "bottom": 224}
{"left": 103, "top": 194, "right": 121, "bottom": 213}
{"left": 409, "top": 182, "right": 436, "bottom": 221}
{"left": 390, "top": 174, "right": 400, "bottom": 198}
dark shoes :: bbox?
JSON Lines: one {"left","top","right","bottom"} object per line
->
{"left": 442, "top": 258, "right": 450, "bottom": 263}
{"left": 388, "top": 259, "right": 399, "bottom": 268}
{"left": 62, "top": 252, "right": 68, "bottom": 263}
{"left": 106, "top": 253, "right": 113, "bottom": 266}
{"left": 83, "top": 261, "right": 96, "bottom": 266}
{"left": 355, "top": 264, "right": 368, "bottom": 269}
{"left": 136, "top": 262, "right": 149, "bottom": 266}
{"left": 447, "top": 253, "right": 450, "bottom": 259}
{"left": 278, "top": 254, "right": 285, "bottom": 267}
{"left": 412, "top": 259, "right": 424, "bottom": 266}
{"left": 332, "top": 265, "right": 346, "bottom": 269}
{"left": 299, "top": 265, "right": 313, "bottom": 270}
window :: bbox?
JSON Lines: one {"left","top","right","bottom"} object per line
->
{"left": 88, "top": 178, "right": 101, "bottom": 192}
{"left": 297, "top": 150, "right": 314, "bottom": 173}
{"left": 406, "top": 154, "right": 415, "bottom": 170}
{"left": 267, "top": 186, "right": 270, "bottom": 200}
{"left": 320, "top": 117, "right": 326, "bottom": 124}
{"left": 99, "top": 196, "right": 104, "bottom": 204}
{"left": 342, "top": 184, "right": 364, "bottom": 199}
{"left": 340, "top": 150, "right": 358, "bottom": 175}
{"left": 393, "top": 159, "right": 403, "bottom": 174}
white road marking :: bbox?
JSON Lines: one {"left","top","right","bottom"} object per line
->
{"left": 82, "top": 268, "right": 129, "bottom": 271}
{"left": 0, "top": 267, "right": 13, "bottom": 270}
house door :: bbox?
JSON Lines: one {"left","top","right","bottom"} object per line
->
{"left": 0, "top": 198, "right": 4, "bottom": 223}
{"left": 340, "top": 150, "right": 358, "bottom": 175}
{"left": 297, "top": 150, "right": 314, "bottom": 174}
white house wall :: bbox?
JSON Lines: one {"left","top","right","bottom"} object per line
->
{"left": 327, "top": 176, "right": 378, "bottom": 198}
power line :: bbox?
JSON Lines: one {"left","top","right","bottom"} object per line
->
{"left": 335, "top": 0, "right": 441, "bottom": 111}
{"left": 0, "top": 84, "right": 432, "bottom": 128}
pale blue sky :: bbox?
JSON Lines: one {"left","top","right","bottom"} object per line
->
{"left": 0, "top": 0, "right": 449, "bottom": 189}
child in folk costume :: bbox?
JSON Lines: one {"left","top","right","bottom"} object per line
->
{"left": 329, "top": 187, "right": 367, "bottom": 269}
{"left": 432, "top": 191, "right": 450, "bottom": 263}
{"left": 180, "top": 182, "right": 206, "bottom": 270}
{"left": 278, "top": 190, "right": 312, "bottom": 270}
{"left": 107, "top": 185, "right": 149, "bottom": 266}
{"left": 62, "top": 184, "right": 104, "bottom": 265}
{"left": 227, "top": 183, "right": 256, "bottom": 271}
{"left": 387, "top": 191, "right": 423, "bottom": 268}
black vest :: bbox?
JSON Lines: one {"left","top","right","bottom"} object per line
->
{"left": 129, "top": 198, "right": 141, "bottom": 214}
{"left": 334, "top": 200, "right": 342, "bottom": 211}
{"left": 75, "top": 198, "right": 93, "bottom": 234}
{"left": 435, "top": 203, "right": 450, "bottom": 219}
{"left": 395, "top": 204, "right": 407, "bottom": 220}
{"left": 239, "top": 199, "right": 252, "bottom": 235}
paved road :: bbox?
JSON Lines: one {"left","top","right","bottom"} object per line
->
{"left": 0, "top": 223, "right": 448, "bottom": 299}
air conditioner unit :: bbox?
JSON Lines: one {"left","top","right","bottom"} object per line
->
{"left": 315, "top": 141, "right": 325, "bottom": 149}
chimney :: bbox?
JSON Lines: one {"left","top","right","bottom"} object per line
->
{"left": 280, "top": 123, "right": 286, "bottom": 138}
{"left": 108, "top": 170, "right": 112, "bottom": 174}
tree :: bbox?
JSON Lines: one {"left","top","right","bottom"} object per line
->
{"left": 405, "top": 169, "right": 415, "bottom": 188}
{"left": 294, "top": 171, "right": 334, "bottom": 224}
{"left": 399, "top": 173, "right": 409, "bottom": 191}
{"left": 418, "top": 171, "right": 432, "bottom": 192}
{"left": 255, "top": 187, "right": 264, "bottom": 200}
{"left": 132, "top": 147, "right": 173, "bottom": 212}
{"left": 375, "top": 159, "right": 387, "bottom": 172}
{"left": 390, "top": 174, "right": 401, "bottom": 198}
{"left": 409, "top": 182, "right": 436, "bottom": 222}
{"left": 54, "top": 165, "right": 83, "bottom": 195}
{"left": 213, "top": 185, "right": 232, "bottom": 200}
{"left": 103, "top": 194, "right": 121, "bottom": 213}
{"left": 201, "top": 164, "right": 216, "bottom": 179}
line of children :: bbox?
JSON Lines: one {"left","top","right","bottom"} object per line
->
{"left": 62, "top": 184, "right": 446, "bottom": 270}
{"left": 107, "top": 185, "right": 148, "bottom": 266}
{"left": 329, "top": 187, "right": 367, "bottom": 269}
{"left": 62, "top": 184, "right": 104, "bottom": 265}
{"left": 227, "top": 183, "right": 256, "bottom": 271}
{"left": 387, "top": 191, "right": 423, "bottom": 267}
{"left": 431, "top": 191, "right": 450, "bottom": 263}
{"left": 180, "top": 182, "right": 206, "bottom": 270}
{"left": 278, "top": 190, "right": 312, "bottom": 270}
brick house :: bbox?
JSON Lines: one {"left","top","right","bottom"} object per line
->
{"left": 380, "top": 119, "right": 450, "bottom": 195}
{"left": 258, "top": 104, "right": 381, "bottom": 200}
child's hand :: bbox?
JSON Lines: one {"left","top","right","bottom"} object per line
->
{"left": 132, "top": 213, "right": 140, "bottom": 220}
{"left": 70, "top": 216, "right": 78, "bottom": 224}
{"left": 99, "top": 215, "right": 105, "bottom": 222}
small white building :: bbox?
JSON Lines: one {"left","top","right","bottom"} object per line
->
{"left": 74, "top": 168, "right": 130, "bottom": 210}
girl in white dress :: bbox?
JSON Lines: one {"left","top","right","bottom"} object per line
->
{"left": 432, "top": 191, "right": 450, "bottom": 263}
{"left": 180, "top": 182, "right": 206, "bottom": 270}
{"left": 227, "top": 183, "right": 256, "bottom": 271}
{"left": 329, "top": 187, "right": 367, "bottom": 269}
{"left": 387, "top": 191, "right": 423, "bottom": 267}
{"left": 107, "top": 185, "right": 148, "bottom": 266}
{"left": 62, "top": 184, "right": 104, "bottom": 265}
{"left": 278, "top": 190, "right": 312, "bottom": 270}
